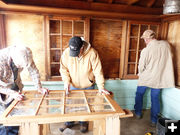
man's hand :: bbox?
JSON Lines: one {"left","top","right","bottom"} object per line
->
{"left": 99, "top": 89, "right": 110, "bottom": 95}
{"left": 64, "top": 83, "right": 70, "bottom": 95}
{"left": 38, "top": 87, "right": 49, "bottom": 95}
{"left": 10, "top": 91, "right": 24, "bottom": 101}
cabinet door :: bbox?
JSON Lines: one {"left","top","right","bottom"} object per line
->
{"left": 123, "top": 21, "right": 160, "bottom": 79}
{"left": 47, "top": 16, "right": 89, "bottom": 80}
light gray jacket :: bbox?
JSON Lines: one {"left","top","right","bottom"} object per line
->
{"left": 138, "top": 39, "right": 175, "bottom": 88}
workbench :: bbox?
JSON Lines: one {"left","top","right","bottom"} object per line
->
{"left": 0, "top": 90, "right": 132, "bottom": 135}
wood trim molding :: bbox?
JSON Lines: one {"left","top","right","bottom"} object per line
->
{"left": 127, "top": 0, "right": 140, "bottom": 5}
{"left": 0, "top": 1, "right": 161, "bottom": 22}
{"left": 147, "top": 0, "right": 156, "bottom": 8}
{"left": 0, "top": 0, "right": 162, "bottom": 15}
{"left": 0, "top": 14, "right": 6, "bottom": 49}
{"left": 161, "top": 14, "right": 180, "bottom": 22}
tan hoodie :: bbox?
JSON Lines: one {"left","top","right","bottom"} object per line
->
{"left": 60, "top": 40, "right": 105, "bottom": 90}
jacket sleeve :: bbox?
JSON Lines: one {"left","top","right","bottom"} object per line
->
{"left": 91, "top": 49, "right": 105, "bottom": 90}
{"left": 60, "top": 51, "right": 71, "bottom": 85}
{"left": 138, "top": 48, "right": 148, "bottom": 75}
{"left": 0, "top": 66, "right": 13, "bottom": 95}
{"left": 27, "top": 60, "right": 42, "bottom": 89}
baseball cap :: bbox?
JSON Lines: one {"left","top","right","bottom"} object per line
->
{"left": 69, "top": 36, "right": 83, "bottom": 57}
{"left": 141, "top": 30, "right": 156, "bottom": 39}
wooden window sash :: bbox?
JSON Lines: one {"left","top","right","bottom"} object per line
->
{"left": 47, "top": 16, "right": 89, "bottom": 80}
{"left": 122, "top": 21, "right": 160, "bottom": 79}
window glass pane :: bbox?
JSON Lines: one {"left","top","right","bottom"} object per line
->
{"left": 65, "top": 106, "right": 88, "bottom": 114}
{"left": 38, "top": 106, "right": 62, "bottom": 115}
{"left": 128, "top": 51, "right": 136, "bottom": 62}
{"left": 51, "top": 64, "right": 60, "bottom": 76}
{"left": 140, "top": 25, "right": 148, "bottom": 36}
{"left": 50, "top": 50, "right": 61, "bottom": 62}
{"left": 127, "top": 64, "right": 135, "bottom": 74}
{"left": 74, "top": 21, "right": 84, "bottom": 35}
{"left": 129, "top": 38, "right": 137, "bottom": 50}
{"left": 9, "top": 107, "right": 36, "bottom": 116}
{"left": 50, "top": 35, "right": 60, "bottom": 48}
{"left": 85, "top": 91, "right": 99, "bottom": 96}
{"left": 16, "top": 99, "right": 40, "bottom": 107}
{"left": 41, "top": 99, "right": 63, "bottom": 106}
{"left": 62, "top": 21, "right": 72, "bottom": 34}
{"left": 139, "top": 38, "right": 146, "bottom": 50}
{"left": 66, "top": 98, "right": 85, "bottom": 104}
{"left": 62, "top": 35, "right": 72, "bottom": 51}
{"left": 50, "top": 20, "right": 60, "bottom": 33}
{"left": 45, "top": 92, "right": 64, "bottom": 98}
{"left": 67, "top": 91, "right": 84, "bottom": 97}
{"left": 87, "top": 97, "right": 107, "bottom": 104}
{"left": 90, "top": 104, "right": 113, "bottom": 112}
{"left": 130, "top": 24, "right": 139, "bottom": 36}
{"left": 150, "top": 25, "right": 158, "bottom": 35}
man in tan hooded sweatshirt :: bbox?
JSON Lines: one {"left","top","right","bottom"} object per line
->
{"left": 134, "top": 30, "right": 175, "bottom": 127}
{"left": 60, "top": 36, "right": 109, "bottom": 133}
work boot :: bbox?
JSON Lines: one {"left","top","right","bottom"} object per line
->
{"left": 150, "top": 121, "right": 156, "bottom": 127}
{"left": 135, "top": 113, "right": 142, "bottom": 119}
{"left": 80, "top": 122, "right": 88, "bottom": 133}
{"left": 59, "top": 123, "right": 74, "bottom": 132}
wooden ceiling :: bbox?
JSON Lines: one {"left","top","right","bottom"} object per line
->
{"left": 1, "top": 0, "right": 164, "bottom": 15}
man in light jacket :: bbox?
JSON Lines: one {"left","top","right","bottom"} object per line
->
{"left": 0, "top": 45, "right": 49, "bottom": 135}
{"left": 60, "top": 36, "right": 109, "bottom": 133}
{"left": 134, "top": 30, "right": 175, "bottom": 127}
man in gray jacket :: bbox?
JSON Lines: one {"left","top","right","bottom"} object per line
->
{"left": 134, "top": 30, "right": 175, "bottom": 127}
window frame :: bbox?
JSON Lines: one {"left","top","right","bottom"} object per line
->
{"left": 121, "top": 21, "right": 161, "bottom": 79}
{"left": 45, "top": 16, "right": 90, "bottom": 80}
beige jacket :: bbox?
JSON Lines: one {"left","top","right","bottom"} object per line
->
{"left": 60, "top": 41, "right": 105, "bottom": 90}
{"left": 138, "top": 39, "right": 175, "bottom": 88}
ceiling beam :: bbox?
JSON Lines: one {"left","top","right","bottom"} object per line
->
{"left": 0, "top": 0, "right": 162, "bottom": 15}
{"left": 108, "top": 0, "right": 113, "bottom": 4}
{"left": 127, "top": 0, "right": 140, "bottom": 5}
{"left": 88, "top": 0, "right": 94, "bottom": 2}
{"left": 0, "top": 1, "right": 161, "bottom": 22}
{"left": 147, "top": 0, "right": 156, "bottom": 7}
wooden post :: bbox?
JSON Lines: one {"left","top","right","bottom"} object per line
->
{"left": 106, "top": 115, "right": 120, "bottom": 135}
{"left": 21, "top": 122, "right": 40, "bottom": 135}
{"left": 93, "top": 119, "right": 106, "bottom": 135}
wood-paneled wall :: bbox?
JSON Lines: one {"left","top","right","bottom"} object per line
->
{"left": 166, "top": 20, "right": 180, "bottom": 86}
{"left": 90, "top": 19, "right": 122, "bottom": 78}
{"left": 5, "top": 14, "right": 47, "bottom": 81}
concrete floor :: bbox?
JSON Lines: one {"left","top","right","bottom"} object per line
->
{"left": 48, "top": 109, "right": 156, "bottom": 135}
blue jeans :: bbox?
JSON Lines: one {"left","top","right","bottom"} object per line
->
{"left": 0, "top": 125, "right": 19, "bottom": 135}
{"left": 0, "top": 102, "right": 19, "bottom": 135}
{"left": 134, "top": 86, "right": 161, "bottom": 123}
{"left": 65, "top": 85, "right": 95, "bottom": 126}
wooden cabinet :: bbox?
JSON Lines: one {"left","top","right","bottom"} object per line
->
{"left": 46, "top": 16, "right": 89, "bottom": 80}
{"left": 121, "top": 21, "right": 160, "bottom": 79}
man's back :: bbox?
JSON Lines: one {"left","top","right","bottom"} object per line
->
{"left": 138, "top": 39, "right": 175, "bottom": 88}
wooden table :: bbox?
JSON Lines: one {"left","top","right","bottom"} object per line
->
{"left": 0, "top": 90, "right": 129, "bottom": 135}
